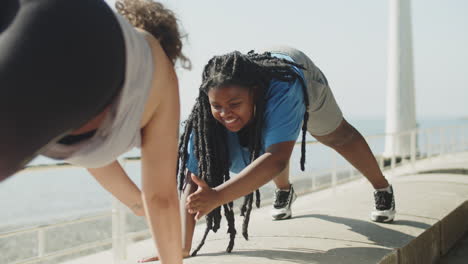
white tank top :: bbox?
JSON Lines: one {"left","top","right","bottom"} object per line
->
{"left": 41, "top": 13, "right": 154, "bottom": 168}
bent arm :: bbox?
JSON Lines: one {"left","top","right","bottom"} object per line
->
{"left": 140, "top": 52, "right": 182, "bottom": 263}
{"left": 88, "top": 161, "right": 144, "bottom": 216}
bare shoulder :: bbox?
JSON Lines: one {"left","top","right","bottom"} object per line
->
{"left": 136, "top": 28, "right": 172, "bottom": 72}
{"left": 136, "top": 28, "right": 179, "bottom": 129}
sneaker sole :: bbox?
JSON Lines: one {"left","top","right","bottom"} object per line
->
{"left": 371, "top": 211, "right": 395, "bottom": 223}
{"left": 272, "top": 213, "right": 292, "bottom": 220}
{"left": 371, "top": 215, "right": 394, "bottom": 223}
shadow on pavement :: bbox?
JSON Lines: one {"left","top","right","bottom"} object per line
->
{"left": 197, "top": 246, "right": 392, "bottom": 264}
{"left": 291, "top": 214, "right": 429, "bottom": 248}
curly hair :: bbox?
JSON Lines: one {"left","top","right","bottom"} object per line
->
{"left": 178, "top": 50, "right": 310, "bottom": 255}
{"left": 116, "top": 0, "right": 191, "bottom": 69}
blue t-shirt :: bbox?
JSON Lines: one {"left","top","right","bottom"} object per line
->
{"left": 186, "top": 53, "right": 306, "bottom": 174}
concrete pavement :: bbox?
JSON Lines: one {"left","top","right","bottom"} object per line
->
{"left": 63, "top": 168, "right": 468, "bottom": 264}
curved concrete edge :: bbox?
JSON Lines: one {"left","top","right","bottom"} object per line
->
{"left": 441, "top": 200, "right": 468, "bottom": 254}
{"left": 379, "top": 200, "right": 468, "bottom": 264}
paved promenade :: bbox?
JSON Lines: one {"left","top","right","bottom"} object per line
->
{"left": 63, "top": 156, "right": 468, "bottom": 264}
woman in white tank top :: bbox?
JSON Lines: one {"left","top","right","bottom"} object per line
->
{"left": 66, "top": 2, "right": 190, "bottom": 263}
{"left": 0, "top": 0, "right": 189, "bottom": 263}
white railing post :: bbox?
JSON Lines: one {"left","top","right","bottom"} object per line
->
{"left": 379, "top": 155, "right": 384, "bottom": 171}
{"left": 112, "top": 198, "right": 120, "bottom": 264}
{"left": 120, "top": 160, "right": 128, "bottom": 261}
{"left": 452, "top": 126, "right": 458, "bottom": 153}
{"left": 464, "top": 125, "right": 468, "bottom": 151}
{"left": 461, "top": 125, "right": 464, "bottom": 151}
{"left": 312, "top": 173, "right": 316, "bottom": 190}
{"left": 400, "top": 132, "right": 408, "bottom": 165}
{"left": 331, "top": 153, "right": 337, "bottom": 189}
{"left": 38, "top": 229, "right": 46, "bottom": 257}
{"left": 112, "top": 198, "right": 127, "bottom": 264}
{"left": 465, "top": 125, "right": 468, "bottom": 151}
{"left": 410, "top": 130, "right": 417, "bottom": 167}
{"left": 448, "top": 127, "right": 454, "bottom": 153}
{"left": 439, "top": 127, "right": 445, "bottom": 156}
{"left": 463, "top": 125, "right": 466, "bottom": 151}
{"left": 424, "top": 129, "right": 430, "bottom": 158}
{"left": 391, "top": 132, "right": 396, "bottom": 169}
{"left": 120, "top": 203, "right": 127, "bottom": 261}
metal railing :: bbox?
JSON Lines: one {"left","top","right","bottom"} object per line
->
{"left": 1, "top": 123, "right": 467, "bottom": 264}
{"left": 0, "top": 213, "right": 113, "bottom": 264}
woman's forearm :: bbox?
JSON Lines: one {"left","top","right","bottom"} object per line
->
{"left": 180, "top": 181, "right": 197, "bottom": 254}
{"left": 88, "top": 161, "right": 143, "bottom": 215}
{"left": 186, "top": 141, "right": 295, "bottom": 220}
{"left": 143, "top": 190, "right": 182, "bottom": 263}
{"left": 214, "top": 152, "right": 286, "bottom": 205}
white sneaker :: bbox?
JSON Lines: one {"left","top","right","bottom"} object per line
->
{"left": 271, "top": 185, "right": 297, "bottom": 220}
{"left": 371, "top": 185, "right": 396, "bottom": 223}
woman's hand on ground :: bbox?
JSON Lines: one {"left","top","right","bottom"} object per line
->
{"left": 186, "top": 174, "right": 221, "bottom": 220}
{"left": 138, "top": 250, "right": 190, "bottom": 263}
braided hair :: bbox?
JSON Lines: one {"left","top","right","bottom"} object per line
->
{"left": 178, "top": 50, "right": 310, "bottom": 255}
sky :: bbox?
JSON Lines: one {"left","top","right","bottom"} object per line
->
{"left": 106, "top": 0, "right": 468, "bottom": 120}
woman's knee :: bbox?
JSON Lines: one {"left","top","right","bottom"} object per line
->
{"left": 313, "top": 119, "right": 359, "bottom": 148}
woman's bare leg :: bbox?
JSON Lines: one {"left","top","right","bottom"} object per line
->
{"left": 272, "top": 162, "right": 290, "bottom": 189}
{"left": 313, "top": 119, "right": 389, "bottom": 189}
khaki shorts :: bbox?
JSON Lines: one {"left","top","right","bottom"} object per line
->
{"left": 259, "top": 45, "right": 343, "bottom": 136}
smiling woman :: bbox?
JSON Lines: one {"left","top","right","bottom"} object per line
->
{"left": 207, "top": 85, "right": 255, "bottom": 132}
{"left": 164, "top": 46, "right": 397, "bottom": 260}
{"left": 175, "top": 49, "right": 311, "bottom": 256}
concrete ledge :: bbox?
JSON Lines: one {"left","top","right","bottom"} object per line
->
{"left": 440, "top": 201, "right": 468, "bottom": 255}
{"left": 379, "top": 200, "right": 468, "bottom": 264}
{"left": 397, "top": 222, "right": 441, "bottom": 264}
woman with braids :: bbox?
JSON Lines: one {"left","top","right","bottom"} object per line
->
{"left": 175, "top": 46, "right": 395, "bottom": 257}
{"left": 0, "top": 0, "right": 189, "bottom": 263}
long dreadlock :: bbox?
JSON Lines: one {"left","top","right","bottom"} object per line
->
{"left": 178, "top": 50, "right": 310, "bottom": 256}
